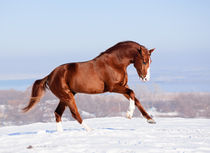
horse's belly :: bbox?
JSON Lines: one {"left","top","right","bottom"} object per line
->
{"left": 70, "top": 77, "right": 105, "bottom": 94}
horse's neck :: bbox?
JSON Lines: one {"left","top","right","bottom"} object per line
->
{"left": 94, "top": 48, "right": 136, "bottom": 69}
{"left": 115, "top": 50, "right": 135, "bottom": 67}
{"left": 109, "top": 52, "right": 133, "bottom": 70}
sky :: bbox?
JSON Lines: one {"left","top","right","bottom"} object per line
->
{"left": 0, "top": 0, "right": 210, "bottom": 91}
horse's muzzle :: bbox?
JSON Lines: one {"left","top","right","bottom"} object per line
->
{"left": 140, "top": 75, "right": 150, "bottom": 82}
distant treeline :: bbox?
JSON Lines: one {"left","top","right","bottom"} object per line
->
{"left": 0, "top": 85, "right": 210, "bottom": 126}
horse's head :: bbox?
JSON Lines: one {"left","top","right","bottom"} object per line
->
{"left": 134, "top": 46, "right": 155, "bottom": 82}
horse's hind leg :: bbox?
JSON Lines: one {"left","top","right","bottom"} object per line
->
{"left": 66, "top": 93, "right": 92, "bottom": 132}
{"left": 54, "top": 101, "right": 66, "bottom": 132}
{"left": 55, "top": 90, "right": 91, "bottom": 132}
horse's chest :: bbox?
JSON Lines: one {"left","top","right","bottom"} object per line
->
{"left": 108, "top": 69, "right": 127, "bottom": 84}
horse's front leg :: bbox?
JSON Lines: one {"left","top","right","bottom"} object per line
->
{"left": 126, "top": 95, "right": 156, "bottom": 123}
{"left": 126, "top": 98, "right": 135, "bottom": 119}
{"left": 123, "top": 93, "right": 155, "bottom": 123}
{"left": 113, "top": 85, "right": 155, "bottom": 123}
{"left": 134, "top": 97, "right": 156, "bottom": 124}
{"left": 111, "top": 86, "right": 136, "bottom": 119}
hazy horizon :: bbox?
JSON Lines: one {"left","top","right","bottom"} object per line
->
{"left": 1, "top": 1, "right": 210, "bottom": 92}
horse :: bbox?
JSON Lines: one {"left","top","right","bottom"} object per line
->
{"left": 23, "top": 41, "right": 156, "bottom": 132}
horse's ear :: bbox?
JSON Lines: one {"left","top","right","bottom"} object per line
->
{"left": 149, "top": 48, "right": 155, "bottom": 54}
{"left": 138, "top": 47, "right": 146, "bottom": 57}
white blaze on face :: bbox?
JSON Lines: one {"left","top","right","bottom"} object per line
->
{"left": 143, "top": 58, "right": 151, "bottom": 82}
{"left": 145, "top": 66, "right": 150, "bottom": 81}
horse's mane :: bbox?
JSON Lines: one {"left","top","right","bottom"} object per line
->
{"left": 96, "top": 41, "right": 142, "bottom": 58}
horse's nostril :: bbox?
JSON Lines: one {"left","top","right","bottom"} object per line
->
{"left": 141, "top": 75, "right": 146, "bottom": 79}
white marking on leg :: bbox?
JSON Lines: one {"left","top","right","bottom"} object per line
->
{"left": 82, "top": 121, "right": 92, "bottom": 132}
{"left": 126, "top": 99, "right": 135, "bottom": 119}
{"left": 56, "top": 122, "right": 63, "bottom": 132}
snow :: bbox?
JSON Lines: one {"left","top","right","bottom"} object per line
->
{"left": 0, "top": 117, "right": 210, "bottom": 153}
{"left": 81, "top": 110, "right": 96, "bottom": 118}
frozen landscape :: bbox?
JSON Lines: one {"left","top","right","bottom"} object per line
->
{"left": 0, "top": 117, "right": 210, "bottom": 153}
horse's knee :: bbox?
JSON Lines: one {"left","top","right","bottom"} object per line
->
{"left": 55, "top": 112, "right": 62, "bottom": 122}
{"left": 126, "top": 89, "right": 135, "bottom": 100}
{"left": 54, "top": 102, "right": 66, "bottom": 122}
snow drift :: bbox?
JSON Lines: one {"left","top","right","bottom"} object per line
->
{"left": 0, "top": 117, "right": 210, "bottom": 153}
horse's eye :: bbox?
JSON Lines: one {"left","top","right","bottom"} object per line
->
{"left": 143, "top": 61, "right": 146, "bottom": 65}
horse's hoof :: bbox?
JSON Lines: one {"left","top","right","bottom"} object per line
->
{"left": 84, "top": 127, "right": 93, "bottom": 132}
{"left": 82, "top": 122, "right": 93, "bottom": 132}
{"left": 147, "top": 119, "right": 156, "bottom": 124}
{"left": 126, "top": 111, "right": 132, "bottom": 119}
{"left": 56, "top": 122, "right": 64, "bottom": 132}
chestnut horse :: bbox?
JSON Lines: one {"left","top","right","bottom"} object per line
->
{"left": 23, "top": 41, "right": 155, "bottom": 132}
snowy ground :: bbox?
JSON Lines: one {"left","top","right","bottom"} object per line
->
{"left": 0, "top": 117, "right": 210, "bottom": 153}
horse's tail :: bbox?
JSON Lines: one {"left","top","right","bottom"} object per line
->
{"left": 22, "top": 76, "right": 48, "bottom": 112}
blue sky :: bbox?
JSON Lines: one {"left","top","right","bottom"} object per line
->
{"left": 0, "top": 0, "right": 210, "bottom": 91}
